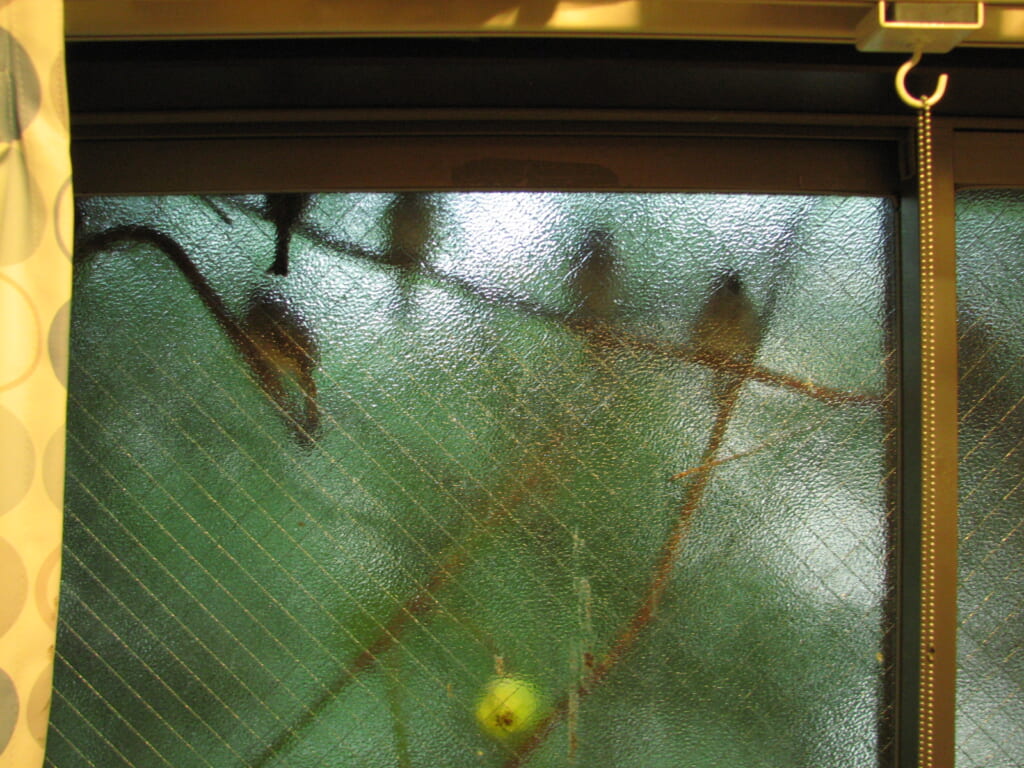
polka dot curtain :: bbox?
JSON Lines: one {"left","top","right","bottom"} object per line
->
{"left": 0, "top": 0, "right": 71, "bottom": 766}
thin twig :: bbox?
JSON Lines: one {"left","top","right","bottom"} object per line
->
{"left": 565, "top": 320, "right": 884, "bottom": 407}
{"left": 667, "top": 419, "right": 826, "bottom": 482}
{"left": 502, "top": 375, "right": 746, "bottom": 768}
{"left": 248, "top": 432, "right": 565, "bottom": 767}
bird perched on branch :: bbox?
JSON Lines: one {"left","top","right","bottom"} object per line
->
{"left": 381, "top": 192, "right": 437, "bottom": 312}
{"left": 691, "top": 271, "right": 762, "bottom": 406}
{"left": 571, "top": 228, "right": 618, "bottom": 323}
{"left": 240, "top": 289, "right": 321, "bottom": 446}
{"left": 383, "top": 192, "right": 435, "bottom": 272}
{"left": 567, "top": 227, "right": 622, "bottom": 362}
{"left": 263, "top": 193, "right": 311, "bottom": 276}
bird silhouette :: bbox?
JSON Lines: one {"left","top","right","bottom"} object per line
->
{"left": 240, "top": 289, "right": 321, "bottom": 446}
{"left": 691, "top": 272, "right": 762, "bottom": 407}
{"left": 383, "top": 192, "right": 434, "bottom": 272}
{"left": 380, "top": 192, "right": 437, "bottom": 312}
{"left": 571, "top": 228, "right": 618, "bottom": 322}
{"left": 567, "top": 227, "right": 622, "bottom": 364}
{"left": 263, "top": 193, "right": 311, "bottom": 276}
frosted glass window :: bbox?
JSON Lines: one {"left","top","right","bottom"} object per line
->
{"left": 50, "top": 193, "right": 897, "bottom": 767}
{"left": 956, "top": 189, "right": 1024, "bottom": 768}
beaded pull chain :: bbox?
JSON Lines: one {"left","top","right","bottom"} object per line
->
{"left": 896, "top": 46, "right": 947, "bottom": 768}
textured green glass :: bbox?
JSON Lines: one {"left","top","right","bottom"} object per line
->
{"left": 50, "top": 193, "right": 896, "bottom": 767}
{"left": 956, "top": 189, "right": 1024, "bottom": 768}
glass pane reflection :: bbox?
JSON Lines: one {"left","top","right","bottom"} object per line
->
{"left": 50, "top": 193, "right": 897, "bottom": 768}
{"left": 956, "top": 189, "right": 1024, "bottom": 768}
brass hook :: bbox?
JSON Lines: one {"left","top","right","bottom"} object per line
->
{"left": 895, "top": 48, "right": 949, "bottom": 109}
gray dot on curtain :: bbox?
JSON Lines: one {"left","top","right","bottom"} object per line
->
{"left": 0, "top": 668, "right": 18, "bottom": 755}
{"left": 43, "top": 425, "right": 67, "bottom": 509}
{"left": 0, "top": 28, "right": 41, "bottom": 142}
{"left": 51, "top": 52, "right": 69, "bottom": 133}
{"left": 0, "top": 146, "right": 47, "bottom": 264}
{"left": 27, "top": 663, "right": 53, "bottom": 744}
{"left": 48, "top": 300, "right": 70, "bottom": 388}
{"left": 0, "top": 404, "right": 35, "bottom": 516}
{"left": 0, "top": 538, "right": 28, "bottom": 638}
{"left": 55, "top": 176, "right": 73, "bottom": 259}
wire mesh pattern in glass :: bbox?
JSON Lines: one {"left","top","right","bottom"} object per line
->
{"left": 956, "top": 189, "right": 1024, "bottom": 768}
{"left": 50, "top": 193, "right": 897, "bottom": 767}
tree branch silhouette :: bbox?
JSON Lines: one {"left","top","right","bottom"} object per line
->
{"left": 248, "top": 430, "right": 568, "bottom": 767}
{"left": 502, "top": 273, "right": 766, "bottom": 767}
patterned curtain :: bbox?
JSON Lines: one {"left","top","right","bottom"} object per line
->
{"left": 0, "top": 0, "right": 71, "bottom": 766}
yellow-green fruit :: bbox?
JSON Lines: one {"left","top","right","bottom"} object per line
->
{"left": 475, "top": 676, "right": 540, "bottom": 740}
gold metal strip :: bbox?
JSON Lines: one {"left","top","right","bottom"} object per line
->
{"left": 62, "top": 0, "right": 1024, "bottom": 47}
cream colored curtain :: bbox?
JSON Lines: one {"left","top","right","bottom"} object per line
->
{"left": 0, "top": 0, "right": 71, "bottom": 766}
